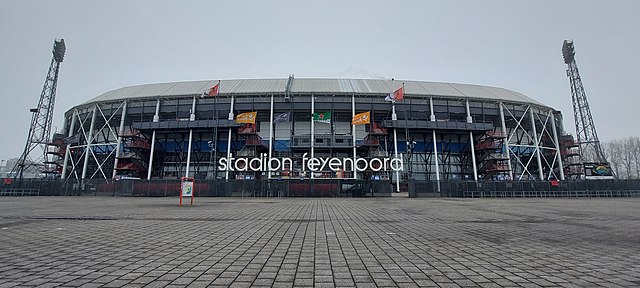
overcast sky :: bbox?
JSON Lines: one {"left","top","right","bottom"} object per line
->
{"left": 1, "top": 0, "right": 639, "bottom": 162}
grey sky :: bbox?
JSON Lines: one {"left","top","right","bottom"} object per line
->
{"left": 1, "top": 0, "right": 639, "bottom": 162}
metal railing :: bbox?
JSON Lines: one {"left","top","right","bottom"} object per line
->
{"left": 408, "top": 179, "right": 640, "bottom": 198}
{"left": 0, "top": 188, "right": 40, "bottom": 196}
{"left": 3, "top": 178, "right": 638, "bottom": 198}
{"left": 0, "top": 178, "right": 392, "bottom": 197}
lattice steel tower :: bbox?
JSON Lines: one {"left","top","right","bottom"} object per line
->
{"left": 12, "top": 39, "right": 66, "bottom": 179}
{"left": 562, "top": 40, "right": 607, "bottom": 164}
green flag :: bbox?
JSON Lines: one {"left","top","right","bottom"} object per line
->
{"left": 312, "top": 111, "right": 331, "bottom": 123}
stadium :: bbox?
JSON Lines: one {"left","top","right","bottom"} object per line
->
{"left": 46, "top": 76, "right": 584, "bottom": 196}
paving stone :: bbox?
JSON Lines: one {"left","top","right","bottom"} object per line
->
{"left": 0, "top": 197, "right": 638, "bottom": 287}
{"left": 271, "top": 282, "right": 293, "bottom": 288}
{"left": 211, "top": 277, "right": 235, "bottom": 285}
{"left": 227, "top": 282, "right": 252, "bottom": 288}
{"left": 293, "top": 278, "right": 313, "bottom": 286}
{"left": 354, "top": 283, "right": 377, "bottom": 288}
{"left": 274, "top": 274, "right": 294, "bottom": 282}
{"left": 252, "top": 278, "right": 274, "bottom": 286}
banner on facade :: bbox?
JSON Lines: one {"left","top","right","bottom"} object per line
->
{"left": 312, "top": 112, "right": 331, "bottom": 123}
{"left": 583, "top": 162, "right": 614, "bottom": 180}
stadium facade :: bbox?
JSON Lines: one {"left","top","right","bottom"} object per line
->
{"left": 52, "top": 77, "right": 579, "bottom": 191}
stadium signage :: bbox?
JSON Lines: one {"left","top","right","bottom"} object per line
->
{"left": 218, "top": 153, "right": 404, "bottom": 172}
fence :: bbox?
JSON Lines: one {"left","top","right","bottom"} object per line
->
{"left": 0, "top": 178, "right": 392, "bottom": 197}
{"left": 408, "top": 179, "right": 640, "bottom": 198}
{"left": 2, "top": 178, "right": 639, "bottom": 198}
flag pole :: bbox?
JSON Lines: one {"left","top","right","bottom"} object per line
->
{"left": 352, "top": 93, "right": 356, "bottom": 180}
{"left": 226, "top": 82, "right": 234, "bottom": 181}
{"left": 310, "top": 94, "right": 315, "bottom": 179}
{"left": 213, "top": 81, "right": 219, "bottom": 179}
{"left": 392, "top": 84, "right": 401, "bottom": 193}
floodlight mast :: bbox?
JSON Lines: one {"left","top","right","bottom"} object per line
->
{"left": 11, "top": 39, "right": 66, "bottom": 181}
{"left": 561, "top": 40, "right": 609, "bottom": 167}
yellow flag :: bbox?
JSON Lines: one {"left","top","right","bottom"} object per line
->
{"left": 236, "top": 111, "right": 257, "bottom": 124}
{"left": 351, "top": 111, "right": 371, "bottom": 125}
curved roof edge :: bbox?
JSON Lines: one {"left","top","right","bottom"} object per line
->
{"left": 81, "top": 78, "right": 550, "bottom": 109}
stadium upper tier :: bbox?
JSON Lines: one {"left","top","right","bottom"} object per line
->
{"left": 82, "top": 78, "right": 549, "bottom": 108}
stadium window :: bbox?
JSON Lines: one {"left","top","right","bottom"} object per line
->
{"left": 433, "top": 99, "right": 448, "bottom": 106}
{"left": 412, "top": 98, "right": 428, "bottom": 104}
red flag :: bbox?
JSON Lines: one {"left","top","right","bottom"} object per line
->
{"left": 208, "top": 83, "right": 219, "bottom": 97}
{"left": 393, "top": 86, "right": 404, "bottom": 101}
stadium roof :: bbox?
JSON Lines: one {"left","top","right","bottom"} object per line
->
{"left": 83, "top": 78, "right": 549, "bottom": 108}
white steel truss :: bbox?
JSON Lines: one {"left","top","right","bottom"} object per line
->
{"left": 64, "top": 102, "right": 125, "bottom": 182}
{"left": 500, "top": 103, "right": 563, "bottom": 181}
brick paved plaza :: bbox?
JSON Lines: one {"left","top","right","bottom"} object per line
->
{"left": 1, "top": 197, "right": 639, "bottom": 287}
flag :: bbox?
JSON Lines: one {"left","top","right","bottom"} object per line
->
{"left": 273, "top": 112, "right": 290, "bottom": 123}
{"left": 207, "top": 82, "right": 220, "bottom": 97}
{"left": 351, "top": 111, "right": 371, "bottom": 125}
{"left": 393, "top": 86, "right": 404, "bottom": 101}
{"left": 312, "top": 112, "right": 331, "bottom": 123}
{"left": 385, "top": 86, "right": 404, "bottom": 102}
{"left": 236, "top": 111, "right": 257, "bottom": 124}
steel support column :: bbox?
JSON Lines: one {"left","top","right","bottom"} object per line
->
{"left": 466, "top": 100, "right": 478, "bottom": 181}
{"left": 352, "top": 94, "right": 356, "bottom": 180}
{"left": 153, "top": 99, "right": 160, "bottom": 122}
{"left": 185, "top": 97, "right": 197, "bottom": 177}
{"left": 147, "top": 130, "right": 156, "bottom": 180}
{"left": 185, "top": 129, "right": 193, "bottom": 177}
{"left": 81, "top": 105, "right": 97, "bottom": 182}
{"left": 529, "top": 108, "right": 544, "bottom": 180}
{"left": 499, "top": 102, "right": 514, "bottom": 180}
{"left": 432, "top": 129, "right": 440, "bottom": 192}
{"left": 60, "top": 109, "right": 77, "bottom": 179}
{"left": 268, "top": 94, "right": 274, "bottom": 179}
{"left": 190, "top": 97, "right": 196, "bottom": 121}
{"left": 147, "top": 99, "right": 160, "bottom": 179}
{"left": 111, "top": 101, "right": 127, "bottom": 179}
{"left": 429, "top": 97, "right": 436, "bottom": 122}
{"left": 465, "top": 99, "right": 473, "bottom": 124}
{"left": 469, "top": 131, "right": 478, "bottom": 181}
{"left": 430, "top": 98, "right": 440, "bottom": 190}
{"left": 225, "top": 94, "right": 235, "bottom": 180}
{"left": 551, "top": 112, "right": 565, "bottom": 180}
{"left": 310, "top": 94, "right": 315, "bottom": 179}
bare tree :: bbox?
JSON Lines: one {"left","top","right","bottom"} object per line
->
{"left": 603, "top": 137, "right": 640, "bottom": 179}
{"left": 631, "top": 136, "right": 640, "bottom": 179}
{"left": 604, "top": 140, "right": 623, "bottom": 178}
{"left": 621, "top": 138, "right": 635, "bottom": 178}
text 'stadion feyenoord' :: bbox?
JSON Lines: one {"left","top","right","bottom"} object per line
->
{"left": 218, "top": 152, "right": 404, "bottom": 173}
